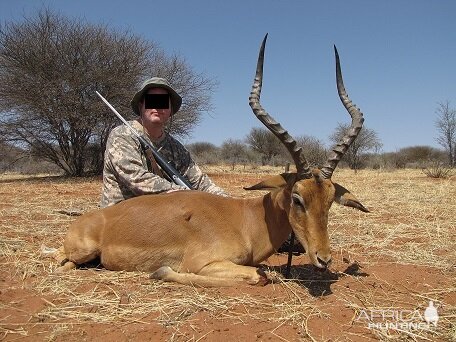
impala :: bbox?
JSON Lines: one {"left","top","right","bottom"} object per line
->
{"left": 53, "top": 35, "right": 369, "bottom": 286}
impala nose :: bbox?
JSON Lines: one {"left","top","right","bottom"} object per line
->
{"left": 316, "top": 255, "right": 332, "bottom": 268}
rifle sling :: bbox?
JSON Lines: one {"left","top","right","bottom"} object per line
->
{"left": 141, "top": 143, "right": 165, "bottom": 179}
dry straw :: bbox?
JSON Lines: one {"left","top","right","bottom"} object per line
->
{"left": 1, "top": 168, "right": 455, "bottom": 341}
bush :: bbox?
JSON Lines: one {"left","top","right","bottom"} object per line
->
{"left": 421, "top": 161, "right": 453, "bottom": 179}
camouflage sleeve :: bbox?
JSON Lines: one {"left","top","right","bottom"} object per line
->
{"left": 160, "top": 134, "right": 228, "bottom": 196}
{"left": 185, "top": 163, "right": 229, "bottom": 196}
{"left": 101, "top": 122, "right": 228, "bottom": 207}
{"left": 105, "top": 128, "right": 187, "bottom": 196}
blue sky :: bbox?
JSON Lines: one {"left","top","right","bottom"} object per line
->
{"left": 1, "top": 1, "right": 455, "bottom": 152}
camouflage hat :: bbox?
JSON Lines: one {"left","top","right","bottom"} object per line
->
{"left": 130, "top": 77, "right": 182, "bottom": 115}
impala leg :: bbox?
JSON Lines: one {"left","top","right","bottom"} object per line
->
{"left": 52, "top": 246, "right": 77, "bottom": 273}
{"left": 151, "top": 262, "right": 269, "bottom": 287}
{"left": 53, "top": 231, "right": 100, "bottom": 273}
{"left": 55, "top": 260, "right": 77, "bottom": 273}
{"left": 198, "top": 261, "right": 270, "bottom": 286}
{"left": 151, "top": 266, "right": 240, "bottom": 287}
{"left": 52, "top": 246, "right": 67, "bottom": 264}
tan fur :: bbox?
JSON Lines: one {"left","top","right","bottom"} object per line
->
{"left": 54, "top": 36, "right": 370, "bottom": 286}
{"left": 54, "top": 173, "right": 368, "bottom": 287}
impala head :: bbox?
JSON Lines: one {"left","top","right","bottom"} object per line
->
{"left": 247, "top": 34, "right": 369, "bottom": 269}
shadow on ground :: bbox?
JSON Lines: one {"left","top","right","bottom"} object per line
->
{"left": 266, "top": 261, "right": 369, "bottom": 297}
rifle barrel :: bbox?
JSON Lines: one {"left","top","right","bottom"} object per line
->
{"left": 95, "top": 91, "right": 192, "bottom": 190}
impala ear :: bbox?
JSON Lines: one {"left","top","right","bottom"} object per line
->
{"left": 244, "top": 173, "right": 297, "bottom": 191}
{"left": 334, "top": 183, "right": 370, "bottom": 213}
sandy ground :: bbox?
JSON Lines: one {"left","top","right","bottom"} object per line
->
{"left": 0, "top": 168, "right": 455, "bottom": 341}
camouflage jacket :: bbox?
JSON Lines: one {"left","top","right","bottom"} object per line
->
{"left": 100, "top": 120, "right": 227, "bottom": 207}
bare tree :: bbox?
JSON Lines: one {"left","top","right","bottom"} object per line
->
{"left": 435, "top": 101, "right": 456, "bottom": 166}
{"left": 295, "top": 135, "right": 327, "bottom": 168}
{"left": 0, "top": 9, "right": 216, "bottom": 176}
{"left": 220, "top": 139, "right": 251, "bottom": 170}
{"left": 329, "top": 124, "right": 382, "bottom": 170}
{"left": 396, "top": 145, "right": 446, "bottom": 167}
{"left": 186, "top": 142, "right": 220, "bottom": 164}
{"left": 152, "top": 52, "right": 217, "bottom": 137}
{"left": 245, "top": 127, "right": 287, "bottom": 165}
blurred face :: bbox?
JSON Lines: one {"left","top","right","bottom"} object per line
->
{"left": 139, "top": 88, "right": 172, "bottom": 126}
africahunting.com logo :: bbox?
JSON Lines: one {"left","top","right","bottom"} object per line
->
{"left": 356, "top": 301, "right": 439, "bottom": 331}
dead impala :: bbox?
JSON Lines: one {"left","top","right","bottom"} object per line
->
{"left": 53, "top": 35, "right": 369, "bottom": 286}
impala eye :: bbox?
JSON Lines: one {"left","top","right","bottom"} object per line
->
{"left": 292, "top": 193, "right": 305, "bottom": 210}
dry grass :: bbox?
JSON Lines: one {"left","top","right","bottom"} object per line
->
{"left": 329, "top": 169, "right": 456, "bottom": 269}
{"left": 0, "top": 168, "right": 455, "bottom": 341}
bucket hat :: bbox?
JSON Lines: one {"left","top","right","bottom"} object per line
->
{"left": 130, "top": 77, "right": 182, "bottom": 115}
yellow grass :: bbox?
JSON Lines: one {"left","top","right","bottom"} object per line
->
{"left": 0, "top": 168, "right": 455, "bottom": 341}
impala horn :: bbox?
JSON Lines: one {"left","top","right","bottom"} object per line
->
{"left": 249, "top": 34, "right": 312, "bottom": 180}
{"left": 319, "top": 46, "right": 365, "bottom": 179}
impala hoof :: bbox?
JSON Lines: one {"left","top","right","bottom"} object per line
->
{"left": 150, "top": 266, "right": 172, "bottom": 280}
{"left": 246, "top": 268, "right": 270, "bottom": 286}
{"left": 54, "top": 260, "right": 76, "bottom": 273}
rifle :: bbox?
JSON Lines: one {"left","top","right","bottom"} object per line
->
{"left": 95, "top": 91, "right": 193, "bottom": 190}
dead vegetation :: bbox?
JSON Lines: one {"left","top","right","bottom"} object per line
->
{"left": 422, "top": 161, "right": 454, "bottom": 179}
{"left": 0, "top": 168, "right": 455, "bottom": 341}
